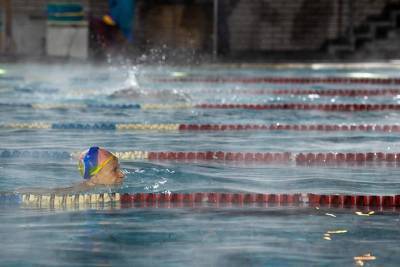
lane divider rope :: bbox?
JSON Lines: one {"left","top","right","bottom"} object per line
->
{"left": 141, "top": 103, "right": 192, "bottom": 110}
{"left": 47, "top": 88, "right": 400, "bottom": 98}
{"left": 146, "top": 151, "right": 400, "bottom": 165}
{"left": 1, "top": 192, "right": 400, "bottom": 210}
{"left": 2, "top": 123, "right": 400, "bottom": 132}
{"left": 256, "top": 88, "right": 400, "bottom": 96}
{"left": 0, "top": 103, "right": 187, "bottom": 110}
{"left": 0, "top": 103, "right": 141, "bottom": 110}
{"left": 2, "top": 150, "right": 400, "bottom": 165}
{"left": 195, "top": 103, "right": 400, "bottom": 111}
{"left": 177, "top": 124, "right": 400, "bottom": 132}
{"left": 0, "top": 123, "right": 180, "bottom": 131}
{"left": 3, "top": 103, "right": 400, "bottom": 111}
{"left": 155, "top": 77, "right": 400, "bottom": 84}
{"left": 194, "top": 88, "right": 400, "bottom": 97}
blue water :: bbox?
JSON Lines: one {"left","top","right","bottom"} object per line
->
{"left": 1, "top": 63, "right": 400, "bottom": 266}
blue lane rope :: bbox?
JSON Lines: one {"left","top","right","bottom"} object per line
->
{"left": 0, "top": 103, "right": 32, "bottom": 108}
{"left": 0, "top": 123, "right": 180, "bottom": 131}
{"left": 0, "top": 150, "right": 71, "bottom": 159}
{"left": 0, "top": 193, "right": 21, "bottom": 204}
{"left": 52, "top": 123, "right": 117, "bottom": 130}
{"left": 0, "top": 103, "right": 141, "bottom": 109}
{"left": 2, "top": 123, "right": 400, "bottom": 132}
{"left": 86, "top": 103, "right": 140, "bottom": 109}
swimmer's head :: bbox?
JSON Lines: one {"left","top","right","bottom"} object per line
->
{"left": 78, "top": 147, "right": 124, "bottom": 185}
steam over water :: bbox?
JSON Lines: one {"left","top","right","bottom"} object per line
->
{"left": 0, "top": 63, "right": 400, "bottom": 266}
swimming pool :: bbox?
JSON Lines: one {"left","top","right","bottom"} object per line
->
{"left": 1, "top": 62, "right": 400, "bottom": 266}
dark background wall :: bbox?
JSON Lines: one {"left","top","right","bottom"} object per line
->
{"left": 5, "top": 0, "right": 400, "bottom": 60}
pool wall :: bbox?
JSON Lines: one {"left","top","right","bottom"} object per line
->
{"left": 4, "top": 0, "right": 400, "bottom": 61}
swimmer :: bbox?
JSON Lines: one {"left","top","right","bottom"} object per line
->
{"left": 77, "top": 146, "right": 124, "bottom": 187}
{"left": 110, "top": 87, "right": 191, "bottom": 103}
{"left": 17, "top": 147, "right": 124, "bottom": 194}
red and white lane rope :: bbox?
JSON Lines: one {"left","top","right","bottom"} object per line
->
{"left": 120, "top": 192, "right": 400, "bottom": 209}
{"left": 195, "top": 88, "right": 400, "bottom": 97}
{"left": 195, "top": 103, "right": 400, "bottom": 111}
{"left": 4, "top": 123, "right": 400, "bottom": 133}
{"left": 156, "top": 77, "right": 400, "bottom": 84}
{"left": 177, "top": 124, "right": 400, "bottom": 132}
{"left": 267, "top": 88, "right": 400, "bottom": 96}
{"left": 4, "top": 150, "right": 400, "bottom": 165}
{"left": 112, "top": 151, "right": 400, "bottom": 164}
{"left": 4, "top": 103, "right": 400, "bottom": 112}
{"left": 17, "top": 192, "right": 400, "bottom": 210}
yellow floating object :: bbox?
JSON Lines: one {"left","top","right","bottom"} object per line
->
{"left": 66, "top": 195, "right": 74, "bottom": 206}
{"left": 78, "top": 194, "right": 85, "bottom": 204}
{"left": 113, "top": 151, "right": 148, "bottom": 160}
{"left": 92, "top": 194, "right": 99, "bottom": 202}
{"left": 21, "top": 193, "right": 121, "bottom": 206}
{"left": 54, "top": 195, "right": 64, "bottom": 206}
{"left": 73, "top": 151, "right": 149, "bottom": 160}
{"left": 103, "top": 193, "right": 111, "bottom": 203}
{"left": 31, "top": 194, "right": 39, "bottom": 203}
{"left": 41, "top": 195, "right": 51, "bottom": 206}
{"left": 85, "top": 194, "right": 91, "bottom": 203}
{"left": 32, "top": 104, "right": 86, "bottom": 109}
{"left": 2, "top": 123, "right": 51, "bottom": 129}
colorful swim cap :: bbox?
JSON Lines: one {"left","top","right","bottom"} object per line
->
{"left": 78, "top": 147, "right": 115, "bottom": 179}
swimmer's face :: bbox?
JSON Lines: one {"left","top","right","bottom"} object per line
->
{"left": 89, "top": 157, "right": 125, "bottom": 186}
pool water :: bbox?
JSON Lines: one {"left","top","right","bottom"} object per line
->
{"left": 1, "top": 63, "right": 400, "bottom": 266}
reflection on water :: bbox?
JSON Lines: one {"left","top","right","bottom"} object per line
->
{"left": 0, "top": 205, "right": 398, "bottom": 266}
{"left": 1, "top": 63, "right": 400, "bottom": 266}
